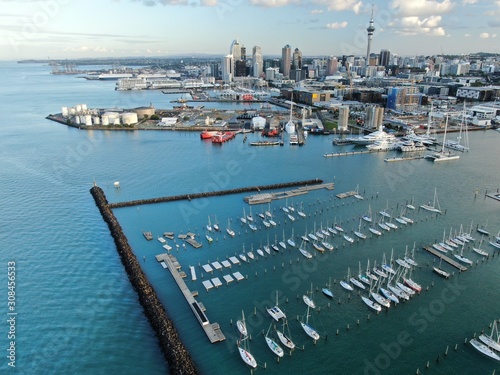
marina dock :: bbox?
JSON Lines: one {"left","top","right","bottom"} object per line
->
{"left": 243, "top": 182, "right": 335, "bottom": 204}
{"left": 156, "top": 253, "right": 225, "bottom": 343}
{"left": 384, "top": 155, "right": 425, "bottom": 162}
{"left": 422, "top": 246, "right": 468, "bottom": 272}
{"left": 336, "top": 191, "right": 358, "bottom": 199}
{"left": 324, "top": 150, "right": 381, "bottom": 158}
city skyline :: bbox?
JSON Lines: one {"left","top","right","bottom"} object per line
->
{"left": 1, "top": 0, "right": 500, "bottom": 61}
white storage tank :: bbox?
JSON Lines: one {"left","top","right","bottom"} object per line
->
{"left": 121, "top": 112, "right": 138, "bottom": 125}
{"left": 252, "top": 116, "right": 266, "bottom": 130}
{"left": 93, "top": 116, "right": 100, "bottom": 125}
{"left": 113, "top": 117, "right": 120, "bottom": 125}
{"left": 74, "top": 116, "right": 80, "bottom": 124}
{"left": 85, "top": 115, "right": 92, "bottom": 126}
{"left": 76, "top": 104, "right": 82, "bottom": 113}
{"left": 69, "top": 107, "right": 76, "bottom": 115}
{"left": 101, "top": 116, "right": 109, "bottom": 126}
{"left": 102, "top": 111, "right": 120, "bottom": 122}
{"left": 81, "top": 104, "right": 87, "bottom": 111}
{"left": 61, "top": 107, "right": 68, "bottom": 117}
{"left": 79, "top": 115, "right": 87, "bottom": 124}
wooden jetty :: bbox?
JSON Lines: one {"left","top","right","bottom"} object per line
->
{"left": 422, "top": 246, "right": 468, "bottom": 272}
{"left": 156, "top": 253, "right": 225, "bottom": 343}
{"left": 244, "top": 182, "right": 335, "bottom": 204}
{"left": 384, "top": 155, "right": 425, "bottom": 162}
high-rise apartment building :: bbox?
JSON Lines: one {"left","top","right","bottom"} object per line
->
{"left": 292, "top": 48, "right": 302, "bottom": 70}
{"left": 252, "top": 46, "right": 263, "bottom": 78}
{"left": 222, "top": 54, "right": 233, "bottom": 83}
{"left": 379, "top": 49, "right": 391, "bottom": 67}
{"left": 281, "top": 44, "right": 291, "bottom": 78}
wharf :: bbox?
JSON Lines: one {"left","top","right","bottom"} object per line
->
{"left": 324, "top": 150, "right": 381, "bottom": 158}
{"left": 422, "top": 246, "right": 468, "bottom": 272}
{"left": 161, "top": 89, "right": 191, "bottom": 94}
{"left": 244, "top": 182, "right": 335, "bottom": 204}
{"left": 336, "top": 191, "right": 357, "bottom": 199}
{"left": 384, "top": 155, "right": 425, "bottom": 162}
{"left": 185, "top": 238, "right": 202, "bottom": 249}
{"left": 156, "top": 253, "right": 225, "bottom": 343}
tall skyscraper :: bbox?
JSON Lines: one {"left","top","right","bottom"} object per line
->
{"left": 222, "top": 54, "right": 233, "bottom": 83}
{"left": 326, "top": 56, "right": 338, "bottom": 76}
{"left": 366, "top": 5, "right": 375, "bottom": 66}
{"left": 379, "top": 49, "right": 390, "bottom": 67}
{"left": 281, "top": 44, "right": 291, "bottom": 78}
{"left": 230, "top": 39, "right": 241, "bottom": 60}
{"left": 292, "top": 48, "right": 302, "bottom": 70}
{"left": 252, "top": 46, "right": 263, "bottom": 78}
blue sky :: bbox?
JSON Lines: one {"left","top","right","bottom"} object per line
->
{"left": 1, "top": 0, "right": 499, "bottom": 60}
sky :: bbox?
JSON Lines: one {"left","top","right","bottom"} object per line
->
{"left": 1, "top": 0, "right": 499, "bottom": 60}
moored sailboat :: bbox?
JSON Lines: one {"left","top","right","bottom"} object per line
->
{"left": 420, "top": 187, "right": 442, "bottom": 214}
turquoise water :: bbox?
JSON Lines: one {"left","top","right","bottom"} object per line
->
{"left": 0, "top": 61, "right": 499, "bottom": 374}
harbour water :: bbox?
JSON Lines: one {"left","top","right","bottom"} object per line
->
{"left": 1, "top": 61, "right": 499, "bottom": 374}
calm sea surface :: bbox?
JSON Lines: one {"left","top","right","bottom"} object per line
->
{"left": 0, "top": 61, "right": 499, "bottom": 375}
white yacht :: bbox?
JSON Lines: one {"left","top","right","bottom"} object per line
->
{"left": 350, "top": 125, "right": 396, "bottom": 146}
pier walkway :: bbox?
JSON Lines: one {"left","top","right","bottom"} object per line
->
{"left": 422, "top": 246, "right": 468, "bottom": 272}
{"left": 324, "top": 149, "right": 381, "bottom": 158}
{"left": 384, "top": 155, "right": 425, "bottom": 162}
{"left": 156, "top": 253, "right": 225, "bottom": 343}
{"left": 244, "top": 182, "right": 334, "bottom": 204}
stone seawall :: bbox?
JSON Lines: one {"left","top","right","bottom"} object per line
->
{"left": 108, "top": 178, "right": 323, "bottom": 209}
{"left": 90, "top": 185, "right": 198, "bottom": 375}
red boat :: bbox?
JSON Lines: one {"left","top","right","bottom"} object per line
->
{"left": 200, "top": 130, "right": 218, "bottom": 139}
{"left": 212, "top": 131, "right": 235, "bottom": 143}
{"left": 261, "top": 128, "right": 279, "bottom": 137}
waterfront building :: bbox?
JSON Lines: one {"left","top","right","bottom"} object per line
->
{"left": 365, "top": 106, "right": 384, "bottom": 129}
{"left": 281, "top": 44, "right": 291, "bottom": 78}
{"left": 338, "top": 106, "right": 349, "bottom": 131}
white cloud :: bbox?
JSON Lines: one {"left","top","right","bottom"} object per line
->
{"left": 310, "top": 9, "right": 324, "bottom": 14}
{"left": 389, "top": 15, "right": 446, "bottom": 36}
{"left": 479, "top": 32, "right": 490, "bottom": 38}
{"left": 464, "top": 33, "right": 470, "bottom": 37}
{"left": 326, "top": 21, "right": 348, "bottom": 29}
{"left": 312, "top": 0, "right": 363, "bottom": 14}
{"left": 390, "top": 0, "right": 454, "bottom": 17}
{"left": 249, "top": 0, "right": 299, "bottom": 7}
{"left": 462, "top": 0, "right": 478, "bottom": 4}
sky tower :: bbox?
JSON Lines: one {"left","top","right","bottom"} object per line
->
{"left": 366, "top": 4, "right": 375, "bottom": 66}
